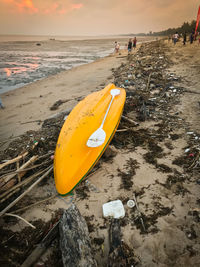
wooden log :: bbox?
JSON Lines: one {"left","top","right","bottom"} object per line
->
{"left": 108, "top": 219, "right": 137, "bottom": 267}
{"left": 0, "top": 152, "right": 28, "bottom": 170}
{"left": 59, "top": 204, "right": 97, "bottom": 267}
{"left": 21, "top": 221, "right": 59, "bottom": 267}
{"left": 108, "top": 219, "right": 122, "bottom": 258}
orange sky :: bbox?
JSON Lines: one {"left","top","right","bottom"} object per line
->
{"left": 0, "top": 0, "right": 199, "bottom": 35}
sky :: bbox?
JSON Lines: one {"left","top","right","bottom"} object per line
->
{"left": 0, "top": 0, "right": 199, "bottom": 35}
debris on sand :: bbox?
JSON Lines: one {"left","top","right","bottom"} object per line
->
{"left": 1, "top": 40, "right": 200, "bottom": 266}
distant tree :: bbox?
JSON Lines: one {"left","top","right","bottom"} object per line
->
{"left": 148, "top": 20, "right": 200, "bottom": 36}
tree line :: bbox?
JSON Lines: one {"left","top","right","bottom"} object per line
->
{"left": 149, "top": 20, "right": 198, "bottom": 36}
{"left": 122, "top": 20, "right": 199, "bottom": 37}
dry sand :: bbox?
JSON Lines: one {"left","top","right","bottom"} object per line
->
{"left": 0, "top": 39, "right": 200, "bottom": 266}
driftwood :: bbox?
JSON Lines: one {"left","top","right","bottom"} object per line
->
{"left": 59, "top": 205, "right": 97, "bottom": 267}
{"left": 21, "top": 221, "right": 59, "bottom": 267}
{"left": 108, "top": 219, "right": 122, "bottom": 266}
{"left": 0, "top": 156, "right": 52, "bottom": 176}
{"left": 0, "top": 166, "right": 53, "bottom": 217}
{"left": 108, "top": 219, "right": 137, "bottom": 267}
{"left": 146, "top": 72, "right": 152, "bottom": 91}
{"left": 185, "top": 90, "right": 200, "bottom": 95}
{"left": 0, "top": 151, "right": 28, "bottom": 170}
{"left": 17, "top": 155, "right": 38, "bottom": 181}
{"left": 0, "top": 155, "right": 38, "bottom": 192}
{"left": 121, "top": 115, "right": 139, "bottom": 126}
{"left": 116, "top": 129, "right": 129, "bottom": 132}
{"left": 0, "top": 168, "right": 47, "bottom": 203}
{"left": 12, "top": 194, "right": 57, "bottom": 214}
{"left": 4, "top": 213, "right": 36, "bottom": 229}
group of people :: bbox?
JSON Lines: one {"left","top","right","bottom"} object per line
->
{"left": 171, "top": 31, "right": 200, "bottom": 45}
{"left": 127, "top": 37, "right": 137, "bottom": 52}
{"left": 114, "top": 37, "right": 137, "bottom": 54}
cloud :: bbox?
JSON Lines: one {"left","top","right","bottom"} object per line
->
{"left": 43, "top": 2, "right": 83, "bottom": 15}
{"left": 2, "top": 0, "right": 83, "bottom": 15}
{"left": 2, "top": 0, "right": 38, "bottom": 13}
{"left": 71, "top": 3, "right": 83, "bottom": 10}
{"left": 0, "top": 0, "right": 198, "bottom": 35}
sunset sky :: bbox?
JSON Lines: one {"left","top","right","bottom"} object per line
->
{"left": 0, "top": 0, "right": 199, "bottom": 35}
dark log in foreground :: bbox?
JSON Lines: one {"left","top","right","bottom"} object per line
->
{"left": 21, "top": 221, "right": 59, "bottom": 267}
{"left": 108, "top": 219, "right": 138, "bottom": 267}
{"left": 59, "top": 204, "right": 97, "bottom": 267}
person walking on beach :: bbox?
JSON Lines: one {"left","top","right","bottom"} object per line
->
{"left": 0, "top": 98, "right": 5, "bottom": 109}
{"left": 133, "top": 37, "right": 137, "bottom": 49}
{"left": 190, "top": 32, "right": 194, "bottom": 44}
{"left": 183, "top": 32, "right": 187, "bottom": 45}
{"left": 114, "top": 41, "right": 120, "bottom": 53}
{"left": 127, "top": 39, "right": 132, "bottom": 53}
{"left": 173, "top": 32, "right": 179, "bottom": 45}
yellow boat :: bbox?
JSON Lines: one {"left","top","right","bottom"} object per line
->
{"left": 54, "top": 84, "right": 126, "bottom": 195}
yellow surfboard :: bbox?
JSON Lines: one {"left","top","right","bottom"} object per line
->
{"left": 54, "top": 84, "right": 126, "bottom": 195}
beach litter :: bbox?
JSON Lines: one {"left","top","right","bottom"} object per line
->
{"left": 127, "top": 199, "right": 135, "bottom": 208}
{"left": 102, "top": 200, "right": 125, "bottom": 219}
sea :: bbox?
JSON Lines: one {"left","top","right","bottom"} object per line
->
{"left": 0, "top": 35, "right": 152, "bottom": 94}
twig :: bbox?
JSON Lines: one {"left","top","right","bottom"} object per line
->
{"left": 116, "top": 129, "right": 129, "bottom": 132}
{"left": 4, "top": 213, "right": 36, "bottom": 229}
{"left": 185, "top": 90, "right": 200, "bottom": 95}
{"left": 188, "top": 152, "right": 200, "bottom": 169}
{"left": 18, "top": 155, "right": 38, "bottom": 180}
{"left": 0, "top": 155, "right": 38, "bottom": 191}
{"left": 121, "top": 115, "right": 139, "bottom": 126}
{"left": 0, "top": 167, "right": 48, "bottom": 202}
{"left": 12, "top": 194, "right": 57, "bottom": 214}
{"left": 133, "top": 193, "right": 146, "bottom": 232}
{"left": 0, "top": 188, "right": 20, "bottom": 204}
{"left": 20, "top": 120, "right": 42, "bottom": 125}
{"left": 0, "top": 166, "right": 53, "bottom": 217}
{"left": 16, "top": 161, "right": 20, "bottom": 183}
{"left": 146, "top": 73, "right": 152, "bottom": 91}
{"left": 0, "top": 159, "right": 51, "bottom": 178}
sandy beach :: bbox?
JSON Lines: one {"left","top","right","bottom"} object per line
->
{"left": 0, "top": 38, "right": 200, "bottom": 266}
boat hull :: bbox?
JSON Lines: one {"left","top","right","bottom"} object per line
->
{"left": 54, "top": 84, "right": 126, "bottom": 195}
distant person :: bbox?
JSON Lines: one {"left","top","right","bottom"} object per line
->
{"left": 173, "top": 32, "right": 179, "bottom": 45}
{"left": 128, "top": 39, "right": 132, "bottom": 53}
{"left": 133, "top": 37, "right": 137, "bottom": 49}
{"left": 114, "top": 41, "right": 120, "bottom": 53}
{"left": 0, "top": 98, "right": 5, "bottom": 109}
{"left": 183, "top": 32, "right": 187, "bottom": 45}
{"left": 190, "top": 32, "right": 194, "bottom": 44}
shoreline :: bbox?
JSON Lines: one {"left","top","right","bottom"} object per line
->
{"left": 0, "top": 48, "right": 134, "bottom": 144}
